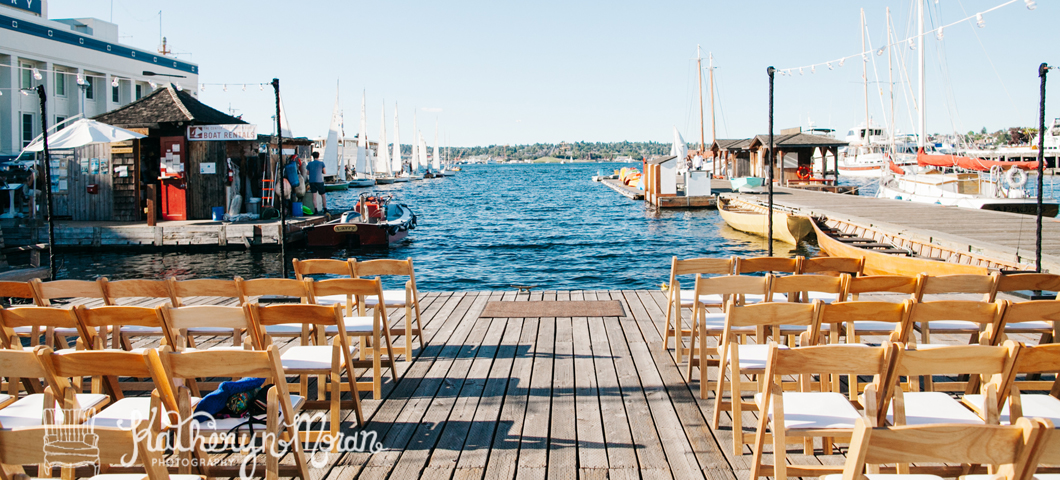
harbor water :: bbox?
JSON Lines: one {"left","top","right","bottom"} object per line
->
{"left": 56, "top": 162, "right": 815, "bottom": 291}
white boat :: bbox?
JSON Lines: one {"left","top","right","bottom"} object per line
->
{"left": 320, "top": 85, "right": 348, "bottom": 192}
{"left": 836, "top": 121, "right": 892, "bottom": 177}
{"left": 373, "top": 101, "right": 397, "bottom": 185}
{"left": 877, "top": 163, "right": 1057, "bottom": 216}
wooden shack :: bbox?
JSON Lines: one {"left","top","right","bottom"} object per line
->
{"left": 94, "top": 85, "right": 257, "bottom": 221}
{"left": 747, "top": 132, "right": 846, "bottom": 186}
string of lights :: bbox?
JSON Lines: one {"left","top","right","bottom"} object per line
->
{"left": 0, "top": 63, "right": 187, "bottom": 94}
{"left": 774, "top": 0, "right": 1035, "bottom": 77}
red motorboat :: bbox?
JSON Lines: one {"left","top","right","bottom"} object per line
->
{"left": 305, "top": 194, "right": 417, "bottom": 247}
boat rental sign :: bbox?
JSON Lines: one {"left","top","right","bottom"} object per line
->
{"left": 187, "top": 124, "right": 258, "bottom": 141}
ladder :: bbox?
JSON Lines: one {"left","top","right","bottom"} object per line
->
{"left": 262, "top": 161, "right": 279, "bottom": 208}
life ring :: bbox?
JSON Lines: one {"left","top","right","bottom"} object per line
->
{"left": 1005, "top": 166, "right": 1027, "bottom": 189}
{"left": 796, "top": 165, "right": 812, "bottom": 180}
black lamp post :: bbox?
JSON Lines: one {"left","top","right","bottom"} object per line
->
{"left": 34, "top": 85, "right": 57, "bottom": 280}
{"left": 272, "top": 78, "right": 288, "bottom": 278}
{"left": 767, "top": 66, "right": 776, "bottom": 257}
{"left": 1036, "top": 63, "right": 1049, "bottom": 273}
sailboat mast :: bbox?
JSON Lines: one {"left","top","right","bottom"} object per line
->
{"left": 917, "top": 0, "right": 925, "bottom": 150}
{"left": 709, "top": 52, "right": 717, "bottom": 177}
{"left": 697, "top": 44, "right": 705, "bottom": 155}
{"left": 887, "top": 7, "right": 896, "bottom": 157}
{"left": 861, "top": 8, "right": 870, "bottom": 147}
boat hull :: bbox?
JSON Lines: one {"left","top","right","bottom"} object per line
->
{"left": 810, "top": 216, "right": 1010, "bottom": 275}
{"left": 324, "top": 182, "right": 349, "bottom": 192}
{"left": 306, "top": 222, "right": 407, "bottom": 247}
{"left": 374, "top": 177, "right": 396, "bottom": 185}
{"left": 718, "top": 198, "right": 812, "bottom": 244}
{"left": 347, "top": 179, "right": 375, "bottom": 188}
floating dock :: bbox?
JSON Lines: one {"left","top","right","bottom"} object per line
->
{"left": 600, "top": 178, "right": 644, "bottom": 200}
{"left": 0, "top": 216, "right": 327, "bottom": 249}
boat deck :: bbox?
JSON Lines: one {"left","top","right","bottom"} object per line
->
{"left": 726, "top": 185, "right": 1060, "bottom": 271}
{"left": 50, "top": 288, "right": 1034, "bottom": 479}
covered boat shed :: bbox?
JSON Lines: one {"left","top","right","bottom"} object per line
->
{"left": 747, "top": 132, "right": 847, "bottom": 186}
{"left": 709, "top": 139, "right": 752, "bottom": 178}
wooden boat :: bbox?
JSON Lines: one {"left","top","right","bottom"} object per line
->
{"left": 809, "top": 215, "right": 1030, "bottom": 275}
{"left": 717, "top": 197, "right": 812, "bottom": 244}
{"left": 305, "top": 193, "right": 416, "bottom": 247}
{"left": 324, "top": 182, "right": 349, "bottom": 192}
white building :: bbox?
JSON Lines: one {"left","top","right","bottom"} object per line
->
{"left": 0, "top": 0, "right": 199, "bottom": 157}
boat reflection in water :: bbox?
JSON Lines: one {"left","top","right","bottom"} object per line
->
{"left": 715, "top": 221, "right": 816, "bottom": 259}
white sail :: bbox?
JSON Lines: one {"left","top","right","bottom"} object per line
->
{"left": 671, "top": 126, "right": 688, "bottom": 171}
{"left": 419, "top": 135, "right": 429, "bottom": 171}
{"left": 322, "top": 86, "right": 341, "bottom": 177}
{"left": 377, "top": 102, "right": 392, "bottom": 176}
{"left": 278, "top": 92, "right": 294, "bottom": 138}
{"left": 392, "top": 103, "right": 402, "bottom": 174}
{"left": 410, "top": 131, "right": 420, "bottom": 175}
{"left": 432, "top": 121, "right": 441, "bottom": 171}
{"left": 358, "top": 91, "right": 370, "bottom": 176}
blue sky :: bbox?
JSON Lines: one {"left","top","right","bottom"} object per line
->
{"left": 49, "top": 0, "right": 1058, "bottom": 146}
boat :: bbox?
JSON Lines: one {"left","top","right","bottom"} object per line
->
{"left": 717, "top": 196, "right": 812, "bottom": 245}
{"left": 809, "top": 215, "right": 1029, "bottom": 275}
{"left": 305, "top": 193, "right": 417, "bottom": 247}
{"left": 348, "top": 178, "right": 375, "bottom": 188}
{"left": 324, "top": 182, "right": 349, "bottom": 191}
{"left": 729, "top": 176, "right": 765, "bottom": 193}
{"left": 320, "top": 83, "right": 350, "bottom": 192}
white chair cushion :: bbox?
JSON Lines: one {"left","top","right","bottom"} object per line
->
{"left": 852, "top": 320, "right": 901, "bottom": 334}
{"left": 264, "top": 323, "right": 306, "bottom": 334}
{"left": 90, "top": 475, "right": 205, "bottom": 480}
{"left": 1004, "top": 321, "right": 1053, "bottom": 332}
{"left": 964, "top": 393, "right": 1060, "bottom": 426}
{"left": 280, "top": 346, "right": 339, "bottom": 371}
{"left": 733, "top": 344, "right": 786, "bottom": 371}
{"left": 13, "top": 326, "right": 80, "bottom": 335}
{"left": 760, "top": 391, "right": 862, "bottom": 430}
{"left": 88, "top": 396, "right": 199, "bottom": 429}
{"left": 1032, "top": 475, "right": 1060, "bottom": 480}
{"left": 119, "top": 326, "right": 163, "bottom": 334}
{"left": 314, "top": 294, "right": 349, "bottom": 306}
{"left": 186, "top": 326, "right": 239, "bottom": 335}
{"left": 887, "top": 392, "right": 983, "bottom": 425}
{"left": 0, "top": 393, "right": 109, "bottom": 428}
{"left": 699, "top": 313, "right": 755, "bottom": 335}
{"left": 362, "top": 289, "right": 410, "bottom": 307}
{"left": 188, "top": 394, "right": 305, "bottom": 433}
{"left": 324, "top": 316, "right": 374, "bottom": 334}
{"left": 916, "top": 320, "right": 982, "bottom": 332}
{"left": 802, "top": 291, "right": 840, "bottom": 304}
{"left": 822, "top": 475, "right": 943, "bottom": 480}
{"left": 741, "top": 293, "right": 787, "bottom": 303}
{"left": 0, "top": 394, "right": 11, "bottom": 406}
{"left": 677, "top": 290, "right": 725, "bottom": 307}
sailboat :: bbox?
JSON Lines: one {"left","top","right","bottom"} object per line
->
{"left": 347, "top": 91, "right": 375, "bottom": 188}
{"left": 392, "top": 104, "right": 410, "bottom": 182}
{"left": 374, "top": 102, "right": 396, "bottom": 185}
{"left": 875, "top": 0, "right": 1055, "bottom": 216}
{"left": 427, "top": 122, "right": 445, "bottom": 178}
{"left": 321, "top": 85, "right": 349, "bottom": 191}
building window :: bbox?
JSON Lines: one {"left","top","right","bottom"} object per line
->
{"left": 112, "top": 84, "right": 119, "bottom": 103}
{"left": 22, "top": 113, "right": 35, "bottom": 149}
{"left": 55, "top": 72, "right": 66, "bottom": 96}
{"left": 85, "top": 76, "right": 94, "bottom": 99}
{"left": 20, "top": 63, "right": 33, "bottom": 89}
{"left": 56, "top": 116, "right": 68, "bottom": 131}
{"left": 135, "top": 84, "right": 142, "bottom": 100}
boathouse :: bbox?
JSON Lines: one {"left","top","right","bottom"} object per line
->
{"left": 94, "top": 84, "right": 256, "bottom": 221}
{"left": 709, "top": 139, "right": 752, "bottom": 178}
{"left": 747, "top": 132, "right": 846, "bottom": 185}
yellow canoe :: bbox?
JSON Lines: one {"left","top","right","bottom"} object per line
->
{"left": 718, "top": 197, "right": 813, "bottom": 245}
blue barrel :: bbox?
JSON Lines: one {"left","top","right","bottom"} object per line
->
{"left": 211, "top": 207, "right": 225, "bottom": 221}
{"left": 291, "top": 202, "right": 303, "bottom": 217}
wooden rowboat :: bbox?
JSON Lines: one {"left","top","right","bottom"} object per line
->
{"left": 718, "top": 197, "right": 813, "bottom": 245}
{"left": 809, "top": 215, "right": 1030, "bottom": 275}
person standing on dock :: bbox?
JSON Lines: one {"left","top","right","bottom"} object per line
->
{"left": 283, "top": 155, "right": 301, "bottom": 211}
{"left": 307, "top": 151, "right": 327, "bottom": 213}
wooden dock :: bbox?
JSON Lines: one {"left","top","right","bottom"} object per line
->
{"left": 599, "top": 179, "right": 644, "bottom": 200}
{"left": 0, "top": 216, "right": 327, "bottom": 249}
{"left": 727, "top": 186, "right": 1060, "bottom": 273}
{"left": 60, "top": 288, "right": 1030, "bottom": 479}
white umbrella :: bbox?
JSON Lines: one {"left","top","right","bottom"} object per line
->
{"left": 22, "top": 118, "right": 145, "bottom": 152}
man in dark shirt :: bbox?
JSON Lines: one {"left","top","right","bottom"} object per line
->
{"left": 307, "top": 151, "right": 326, "bottom": 213}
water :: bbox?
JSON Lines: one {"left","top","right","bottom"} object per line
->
{"left": 54, "top": 162, "right": 817, "bottom": 291}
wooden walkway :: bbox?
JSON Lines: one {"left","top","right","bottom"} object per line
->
{"left": 57, "top": 289, "right": 1033, "bottom": 479}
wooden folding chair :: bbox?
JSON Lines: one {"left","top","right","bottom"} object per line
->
{"left": 354, "top": 258, "right": 424, "bottom": 361}
{"left": 799, "top": 256, "right": 864, "bottom": 277}
{"left": 0, "top": 346, "right": 109, "bottom": 428}
{"left": 0, "top": 423, "right": 179, "bottom": 480}
{"left": 306, "top": 277, "right": 397, "bottom": 398}
{"left": 993, "top": 272, "right": 1060, "bottom": 301}
{"left": 889, "top": 342, "right": 1021, "bottom": 427}
{"left": 833, "top": 416, "right": 1047, "bottom": 479}
{"left": 240, "top": 278, "right": 313, "bottom": 341}
{"left": 915, "top": 272, "right": 1001, "bottom": 302}
{"left": 734, "top": 256, "right": 802, "bottom": 304}
{"left": 157, "top": 304, "right": 257, "bottom": 352}
{"left": 710, "top": 300, "right": 823, "bottom": 453}
{"left": 994, "top": 299, "right": 1060, "bottom": 348}
{"left": 246, "top": 303, "right": 365, "bottom": 435}
{"left": 167, "top": 276, "right": 246, "bottom": 307}
{"left": 35, "top": 346, "right": 178, "bottom": 433}
{"left": 97, "top": 279, "right": 175, "bottom": 350}
{"left": 157, "top": 345, "right": 311, "bottom": 478}
{"left": 821, "top": 300, "right": 912, "bottom": 400}
{"left": 293, "top": 258, "right": 356, "bottom": 280}
{"left": 30, "top": 278, "right": 108, "bottom": 307}
{"left": 0, "top": 305, "right": 81, "bottom": 351}
{"left": 981, "top": 343, "right": 1060, "bottom": 429}
{"left": 773, "top": 274, "right": 850, "bottom": 346}
{"left": 910, "top": 300, "right": 1006, "bottom": 354}
{"left": 0, "top": 281, "right": 63, "bottom": 349}
{"left": 662, "top": 256, "right": 735, "bottom": 363}
{"left": 72, "top": 305, "right": 166, "bottom": 352}
{"left": 749, "top": 342, "right": 900, "bottom": 479}
{"left": 686, "top": 274, "right": 771, "bottom": 387}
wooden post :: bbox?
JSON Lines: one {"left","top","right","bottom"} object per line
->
{"left": 146, "top": 184, "right": 157, "bottom": 227}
